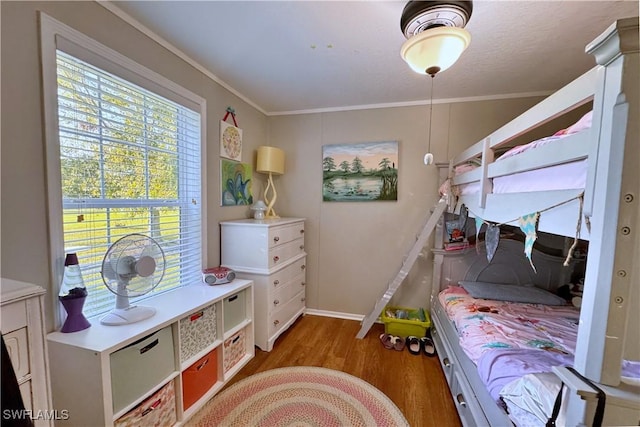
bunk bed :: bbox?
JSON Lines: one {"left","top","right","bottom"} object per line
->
{"left": 430, "top": 17, "right": 639, "bottom": 427}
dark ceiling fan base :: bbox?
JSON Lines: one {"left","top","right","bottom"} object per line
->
{"left": 400, "top": 0, "right": 473, "bottom": 38}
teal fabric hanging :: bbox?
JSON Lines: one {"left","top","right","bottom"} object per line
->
{"left": 519, "top": 212, "right": 540, "bottom": 272}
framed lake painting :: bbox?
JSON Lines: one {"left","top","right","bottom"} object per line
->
{"left": 322, "top": 141, "right": 398, "bottom": 202}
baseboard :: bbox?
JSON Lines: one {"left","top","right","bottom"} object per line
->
{"left": 304, "top": 308, "right": 368, "bottom": 322}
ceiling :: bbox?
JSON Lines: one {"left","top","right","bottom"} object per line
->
{"left": 108, "top": 1, "right": 638, "bottom": 115}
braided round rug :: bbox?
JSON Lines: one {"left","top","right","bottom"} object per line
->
{"left": 186, "top": 366, "right": 409, "bottom": 426}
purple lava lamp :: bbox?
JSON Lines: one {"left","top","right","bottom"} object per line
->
{"left": 59, "top": 253, "right": 91, "bottom": 333}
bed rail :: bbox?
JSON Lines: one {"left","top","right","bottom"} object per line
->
{"left": 452, "top": 67, "right": 598, "bottom": 167}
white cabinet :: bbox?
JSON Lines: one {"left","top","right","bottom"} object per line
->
{"left": 47, "top": 281, "right": 254, "bottom": 426}
{"left": 1, "top": 278, "right": 53, "bottom": 427}
{"left": 221, "top": 218, "right": 306, "bottom": 351}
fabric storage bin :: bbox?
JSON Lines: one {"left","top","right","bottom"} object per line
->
{"left": 182, "top": 347, "right": 218, "bottom": 410}
{"left": 223, "top": 329, "right": 246, "bottom": 373}
{"left": 110, "top": 326, "right": 176, "bottom": 413}
{"left": 381, "top": 306, "right": 431, "bottom": 338}
{"left": 179, "top": 303, "right": 217, "bottom": 362}
{"left": 114, "top": 380, "right": 177, "bottom": 427}
{"left": 223, "top": 290, "right": 246, "bottom": 332}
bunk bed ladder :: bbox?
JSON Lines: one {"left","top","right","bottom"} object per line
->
{"left": 356, "top": 198, "right": 448, "bottom": 339}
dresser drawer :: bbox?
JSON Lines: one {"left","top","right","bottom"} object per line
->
{"left": 268, "top": 222, "right": 305, "bottom": 249}
{"left": 110, "top": 326, "right": 176, "bottom": 413}
{"left": 3, "top": 327, "right": 30, "bottom": 380}
{"left": 270, "top": 239, "right": 305, "bottom": 269}
{"left": 268, "top": 291, "right": 305, "bottom": 337}
{"left": 19, "top": 380, "right": 32, "bottom": 411}
{"left": 267, "top": 257, "right": 306, "bottom": 290}
{"left": 1, "top": 299, "right": 27, "bottom": 333}
{"left": 271, "top": 272, "right": 306, "bottom": 312}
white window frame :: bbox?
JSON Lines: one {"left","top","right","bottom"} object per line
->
{"left": 39, "top": 12, "right": 207, "bottom": 327}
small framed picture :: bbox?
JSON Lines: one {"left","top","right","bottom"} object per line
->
{"left": 220, "top": 120, "right": 242, "bottom": 161}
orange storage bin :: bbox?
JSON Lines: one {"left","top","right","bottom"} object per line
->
{"left": 182, "top": 347, "right": 218, "bottom": 410}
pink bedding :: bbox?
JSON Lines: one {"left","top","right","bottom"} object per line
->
{"left": 438, "top": 111, "right": 592, "bottom": 198}
{"left": 498, "top": 111, "right": 592, "bottom": 160}
{"left": 438, "top": 286, "right": 580, "bottom": 364}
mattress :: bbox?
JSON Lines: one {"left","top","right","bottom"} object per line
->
{"left": 442, "top": 111, "right": 593, "bottom": 197}
{"left": 454, "top": 160, "right": 588, "bottom": 196}
{"left": 438, "top": 286, "right": 579, "bottom": 365}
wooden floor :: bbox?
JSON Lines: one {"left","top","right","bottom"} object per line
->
{"left": 227, "top": 314, "right": 462, "bottom": 427}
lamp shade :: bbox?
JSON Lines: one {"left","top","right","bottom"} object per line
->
{"left": 256, "top": 146, "right": 285, "bottom": 175}
{"left": 401, "top": 26, "right": 471, "bottom": 75}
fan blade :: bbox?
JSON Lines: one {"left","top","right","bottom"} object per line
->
{"left": 102, "top": 258, "right": 118, "bottom": 281}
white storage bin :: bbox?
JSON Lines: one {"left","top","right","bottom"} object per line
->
{"left": 110, "top": 326, "right": 175, "bottom": 413}
{"left": 223, "top": 290, "right": 246, "bottom": 332}
{"left": 179, "top": 303, "right": 217, "bottom": 362}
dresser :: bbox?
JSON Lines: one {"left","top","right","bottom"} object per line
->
{"left": 221, "top": 218, "right": 306, "bottom": 351}
{"left": 1, "top": 278, "right": 53, "bottom": 426}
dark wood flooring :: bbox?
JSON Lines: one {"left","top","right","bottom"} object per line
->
{"left": 227, "top": 314, "right": 462, "bottom": 427}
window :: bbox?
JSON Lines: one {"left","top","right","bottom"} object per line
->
{"left": 42, "top": 15, "right": 205, "bottom": 320}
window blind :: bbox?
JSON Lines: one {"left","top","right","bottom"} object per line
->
{"left": 56, "top": 50, "right": 202, "bottom": 318}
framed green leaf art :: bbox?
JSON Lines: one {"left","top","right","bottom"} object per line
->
{"left": 221, "top": 159, "right": 253, "bottom": 206}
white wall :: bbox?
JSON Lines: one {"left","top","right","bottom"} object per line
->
{"left": 268, "top": 98, "right": 545, "bottom": 316}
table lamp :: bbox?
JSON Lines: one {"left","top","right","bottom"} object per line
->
{"left": 256, "top": 146, "right": 285, "bottom": 218}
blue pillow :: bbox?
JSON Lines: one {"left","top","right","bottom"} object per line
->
{"left": 459, "top": 281, "right": 566, "bottom": 306}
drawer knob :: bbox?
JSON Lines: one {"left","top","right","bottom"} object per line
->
{"left": 274, "top": 299, "right": 280, "bottom": 305}
{"left": 301, "top": 282, "right": 306, "bottom": 286}
{"left": 300, "top": 229, "right": 304, "bottom": 234}
{"left": 456, "top": 393, "right": 467, "bottom": 408}
{"left": 300, "top": 245, "right": 304, "bottom": 250}
{"left": 443, "top": 358, "right": 451, "bottom": 368}
{"left": 301, "top": 264, "right": 306, "bottom": 270}
{"left": 273, "top": 280, "right": 280, "bottom": 286}
{"left": 301, "top": 297, "right": 305, "bottom": 302}
{"left": 273, "top": 256, "right": 280, "bottom": 263}
{"left": 273, "top": 236, "right": 280, "bottom": 242}
{"left": 273, "top": 320, "right": 280, "bottom": 326}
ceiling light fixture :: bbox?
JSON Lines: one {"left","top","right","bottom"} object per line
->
{"left": 399, "top": 1, "right": 473, "bottom": 164}
{"left": 400, "top": 1, "right": 473, "bottom": 76}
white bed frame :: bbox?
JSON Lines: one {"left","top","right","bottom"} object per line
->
{"left": 433, "top": 17, "right": 639, "bottom": 427}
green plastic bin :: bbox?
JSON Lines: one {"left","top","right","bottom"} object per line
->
{"left": 381, "top": 306, "right": 431, "bottom": 338}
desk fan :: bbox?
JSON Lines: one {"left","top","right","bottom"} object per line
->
{"left": 100, "top": 233, "right": 166, "bottom": 326}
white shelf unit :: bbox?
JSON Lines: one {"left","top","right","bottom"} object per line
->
{"left": 1, "top": 278, "right": 53, "bottom": 427}
{"left": 221, "top": 218, "right": 306, "bottom": 352}
{"left": 46, "top": 280, "right": 254, "bottom": 426}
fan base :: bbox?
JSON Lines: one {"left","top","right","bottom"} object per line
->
{"left": 100, "top": 305, "right": 156, "bottom": 326}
